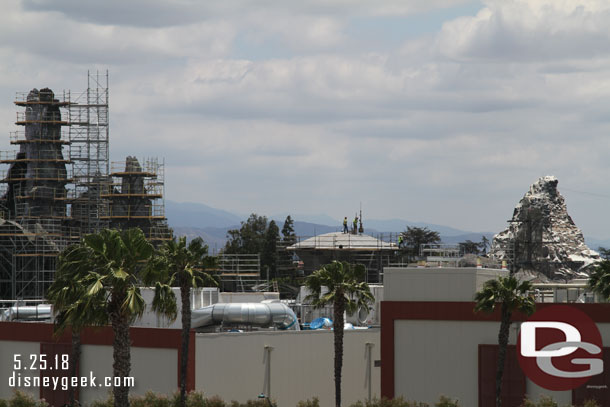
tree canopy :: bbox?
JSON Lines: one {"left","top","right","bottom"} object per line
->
{"left": 145, "top": 236, "right": 217, "bottom": 407}
{"left": 224, "top": 213, "right": 280, "bottom": 279}
{"left": 588, "top": 260, "right": 610, "bottom": 299}
{"left": 282, "top": 215, "right": 296, "bottom": 244}
{"left": 305, "top": 261, "right": 374, "bottom": 407}
{"left": 459, "top": 239, "right": 483, "bottom": 255}
{"left": 474, "top": 275, "right": 535, "bottom": 407}
{"left": 400, "top": 226, "right": 441, "bottom": 257}
{"left": 47, "top": 228, "right": 174, "bottom": 407}
{"left": 597, "top": 247, "right": 610, "bottom": 261}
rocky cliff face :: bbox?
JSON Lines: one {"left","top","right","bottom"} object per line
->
{"left": 489, "top": 176, "right": 599, "bottom": 280}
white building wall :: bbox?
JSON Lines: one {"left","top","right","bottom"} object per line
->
{"left": 218, "top": 292, "right": 279, "bottom": 304}
{"left": 0, "top": 341, "right": 40, "bottom": 399}
{"left": 386, "top": 267, "right": 610, "bottom": 406}
{"left": 136, "top": 287, "right": 219, "bottom": 329}
{"left": 79, "top": 345, "right": 178, "bottom": 403}
{"left": 0, "top": 341, "right": 178, "bottom": 405}
{"left": 384, "top": 268, "right": 506, "bottom": 302}
{"left": 196, "top": 329, "right": 380, "bottom": 406}
{"left": 395, "top": 320, "right": 517, "bottom": 406}
{"left": 393, "top": 316, "right": 610, "bottom": 406}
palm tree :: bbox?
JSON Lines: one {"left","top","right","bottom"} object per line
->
{"left": 47, "top": 228, "right": 176, "bottom": 407}
{"left": 304, "top": 261, "right": 374, "bottom": 407}
{"left": 588, "top": 260, "right": 610, "bottom": 299}
{"left": 47, "top": 250, "right": 88, "bottom": 407}
{"left": 145, "top": 236, "right": 217, "bottom": 407}
{"left": 474, "top": 275, "right": 535, "bottom": 407}
{"left": 400, "top": 226, "right": 441, "bottom": 260}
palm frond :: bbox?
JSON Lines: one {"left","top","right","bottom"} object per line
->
{"left": 304, "top": 260, "right": 375, "bottom": 313}
{"left": 474, "top": 275, "right": 536, "bottom": 316}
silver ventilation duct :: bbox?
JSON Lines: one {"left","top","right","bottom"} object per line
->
{"left": 192, "top": 302, "right": 299, "bottom": 330}
{"left": 1, "top": 305, "right": 51, "bottom": 321}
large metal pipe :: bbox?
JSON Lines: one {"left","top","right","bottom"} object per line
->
{"left": 1, "top": 305, "right": 51, "bottom": 321}
{"left": 191, "top": 302, "right": 299, "bottom": 330}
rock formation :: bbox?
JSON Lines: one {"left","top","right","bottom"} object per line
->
{"left": 4, "top": 88, "right": 69, "bottom": 219}
{"left": 489, "top": 176, "right": 599, "bottom": 280}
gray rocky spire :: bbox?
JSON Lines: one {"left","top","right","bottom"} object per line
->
{"left": 489, "top": 175, "right": 599, "bottom": 279}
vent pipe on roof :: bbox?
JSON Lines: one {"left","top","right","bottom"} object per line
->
{"left": 191, "top": 302, "right": 299, "bottom": 330}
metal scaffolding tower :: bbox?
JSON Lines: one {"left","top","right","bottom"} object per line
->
{"left": 0, "top": 72, "right": 112, "bottom": 300}
{"left": 0, "top": 71, "right": 172, "bottom": 300}
{"left": 0, "top": 88, "right": 73, "bottom": 299}
{"left": 68, "top": 70, "right": 110, "bottom": 235}
{"left": 104, "top": 156, "right": 171, "bottom": 243}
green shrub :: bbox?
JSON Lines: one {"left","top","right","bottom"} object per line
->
{"left": 231, "top": 400, "right": 274, "bottom": 407}
{"left": 520, "top": 396, "right": 557, "bottom": 407}
{"left": 89, "top": 392, "right": 113, "bottom": 407}
{"left": 349, "top": 397, "right": 429, "bottom": 407}
{"left": 88, "top": 390, "right": 216, "bottom": 407}
{"left": 186, "top": 392, "right": 208, "bottom": 407}
{"left": 0, "top": 398, "right": 8, "bottom": 407}
{"left": 130, "top": 391, "right": 172, "bottom": 407}
{"left": 580, "top": 401, "right": 600, "bottom": 407}
{"left": 434, "top": 396, "right": 459, "bottom": 407}
{"left": 7, "top": 391, "right": 47, "bottom": 407}
{"left": 297, "top": 398, "right": 320, "bottom": 407}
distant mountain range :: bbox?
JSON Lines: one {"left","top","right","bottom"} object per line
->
{"left": 166, "top": 200, "right": 610, "bottom": 253}
{"left": 166, "top": 201, "right": 242, "bottom": 228}
{"left": 166, "top": 200, "right": 501, "bottom": 253}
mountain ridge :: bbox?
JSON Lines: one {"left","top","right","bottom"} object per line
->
{"left": 167, "top": 199, "right": 610, "bottom": 253}
{"left": 167, "top": 200, "right": 495, "bottom": 249}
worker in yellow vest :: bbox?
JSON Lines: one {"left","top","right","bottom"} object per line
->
{"left": 343, "top": 217, "right": 348, "bottom": 233}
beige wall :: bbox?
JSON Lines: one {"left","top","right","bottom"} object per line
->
{"left": 80, "top": 345, "right": 178, "bottom": 403}
{"left": 196, "top": 329, "right": 380, "bottom": 406}
{"left": 384, "top": 268, "right": 507, "bottom": 302}
{"left": 136, "top": 287, "right": 219, "bottom": 329}
{"left": 0, "top": 340, "right": 40, "bottom": 399}
{"left": 0, "top": 341, "right": 177, "bottom": 405}
{"left": 393, "top": 319, "right": 610, "bottom": 406}
{"left": 394, "top": 320, "right": 517, "bottom": 406}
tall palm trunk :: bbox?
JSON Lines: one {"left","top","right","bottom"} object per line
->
{"left": 70, "top": 331, "right": 81, "bottom": 407}
{"left": 495, "top": 305, "right": 512, "bottom": 407}
{"left": 180, "top": 281, "right": 191, "bottom": 407}
{"left": 333, "top": 298, "right": 345, "bottom": 407}
{"left": 111, "top": 294, "right": 131, "bottom": 407}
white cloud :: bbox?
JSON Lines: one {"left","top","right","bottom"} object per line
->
{"left": 21, "top": 0, "right": 476, "bottom": 27}
{"left": 3, "top": 0, "right": 610, "bottom": 238}
{"left": 437, "top": 0, "right": 610, "bottom": 61}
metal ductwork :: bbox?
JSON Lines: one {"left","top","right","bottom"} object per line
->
{"left": 191, "top": 302, "right": 299, "bottom": 330}
{"left": 1, "top": 305, "right": 51, "bottom": 321}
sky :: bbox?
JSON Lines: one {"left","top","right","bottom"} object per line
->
{"left": 1, "top": 0, "right": 610, "bottom": 238}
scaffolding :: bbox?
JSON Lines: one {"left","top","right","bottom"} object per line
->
{"left": 285, "top": 232, "right": 398, "bottom": 284}
{"left": 0, "top": 71, "right": 172, "bottom": 300}
{"left": 0, "top": 86, "right": 73, "bottom": 299}
{"left": 104, "top": 157, "right": 171, "bottom": 243}
{"left": 217, "top": 254, "right": 261, "bottom": 292}
{"left": 0, "top": 220, "right": 64, "bottom": 300}
{"left": 0, "top": 72, "right": 113, "bottom": 300}
{"left": 68, "top": 70, "right": 110, "bottom": 235}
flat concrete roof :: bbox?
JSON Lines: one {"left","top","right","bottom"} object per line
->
{"left": 287, "top": 232, "right": 397, "bottom": 251}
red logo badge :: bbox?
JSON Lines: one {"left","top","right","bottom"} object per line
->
{"left": 517, "top": 305, "right": 603, "bottom": 391}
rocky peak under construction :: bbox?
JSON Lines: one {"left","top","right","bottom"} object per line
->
{"left": 489, "top": 175, "right": 599, "bottom": 280}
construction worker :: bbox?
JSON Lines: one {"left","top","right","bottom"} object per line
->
{"left": 353, "top": 216, "right": 358, "bottom": 234}
{"left": 343, "top": 217, "right": 348, "bottom": 233}
{"left": 398, "top": 234, "right": 404, "bottom": 248}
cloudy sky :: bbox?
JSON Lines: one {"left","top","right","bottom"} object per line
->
{"left": 1, "top": 0, "right": 610, "bottom": 238}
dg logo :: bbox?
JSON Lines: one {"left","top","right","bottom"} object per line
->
{"left": 517, "top": 305, "right": 604, "bottom": 391}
